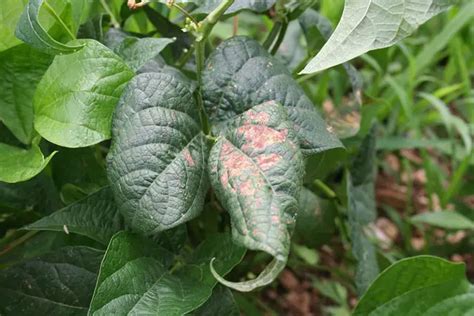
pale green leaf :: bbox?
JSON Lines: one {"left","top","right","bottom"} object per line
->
{"left": 0, "top": 0, "right": 28, "bottom": 52}
{"left": 301, "top": 0, "right": 454, "bottom": 74}
{"left": 411, "top": 211, "right": 474, "bottom": 230}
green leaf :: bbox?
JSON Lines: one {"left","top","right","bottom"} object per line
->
{"left": 0, "top": 0, "right": 28, "bottom": 52}
{"left": 348, "top": 126, "right": 379, "bottom": 296}
{"left": 15, "top": 0, "right": 84, "bottom": 54}
{"left": 0, "top": 143, "right": 56, "bottom": 183}
{"left": 300, "top": 0, "right": 454, "bottom": 74}
{"left": 208, "top": 101, "right": 304, "bottom": 291}
{"left": 294, "top": 187, "right": 337, "bottom": 247}
{"left": 34, "top": 39, "right": 134, "bottom": 148}
{"left": 114, "top": 37, "right": 174, "bottom": 72}
{"left": 202, "top": 36, "right": 342, "bottom": 155}
{"left": 0, "top": 246, "right": 104, "bottom": 315}
{"left": 156, "top": 0, "right": 276, "bottom": 14}
{"left": 25, "top": 187, "right": 123, "bottom": 245}
{"left": 0, "top": 44, "right": 52, "bottom": 144}
{"left": 354, "top": 256, "right": 472, "bottom": 316}
{"left": 191, "top": 285, "right": 240, "bottom": 316}
{"left": 411, "top": 211, "right": 474, "bottom": 230}
{"left": 107, "top": 72, "right": 209, "bottom": 235}
{"left": 425, "top": 293, "right": 474, "bottom": 315}
{"left": 89, "top": 232, "right": 245, "bottom": 315}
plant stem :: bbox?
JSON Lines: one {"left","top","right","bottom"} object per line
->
{"left": 0, "top": 231, "right": 38, "bottom": 257}
{"left": 43, "top": 1, "right": 76, "bottom": 41}
{"left": 314, "top": 179, "right": 337, "bottom": 199}
{"left": 263, "top": 21, "right": 282, "bottom": 50}
{"left": 270, "top": 19, "right": 288, "bottom": 55}
{"left": 198, "top": 0, "right": 234, "bottom": 40}
{"left": 170, "top": 3, "right": 199, "bottom": 28}
{"left": 100, "top": 0, "right": 120, "bottom": 28}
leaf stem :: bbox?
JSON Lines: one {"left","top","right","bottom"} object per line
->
{"left": 263, "top": 21, "right": 282, "bottom": 50}
{"left": 0, "top": 231, "right": 38, "bottom": 257}
{"left": 314, "top": 179, "right": 337, "bottom": 199}
{"left": 270, "top": 19, "right": 288, "bottom": 55}
{"left": 100, "top": 0, "right": 120, "bottom": 28}
{"left": 169, "top": 2, "right": 199, "bottom": 28}
{"left": 43, "top": 0, "right": 76, "bottom": 41}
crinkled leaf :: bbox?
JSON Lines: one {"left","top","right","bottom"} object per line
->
{"left": 107, "top": 72, "right": 209, "bottom": 235}
{"left": 300, "top": 0, "right": 454, "bottom": 73}
{"left": 0, "top": 246, "right": 104, "bottom": 315}
{"left": 203, "top": 36, "right": 342, "bottom": 155}
{"left": 209, "top": 101, "right": 304, "bottom": 291}
{"left": 0, "top": 143, "right": 56, "bottom": 183}
{"left": 0, "top": 0, "right": 28, "bottom": 52}
{"left": 411, "top": 211, "right": 474, "bottom": 230}
{"left": 89, "top": 232, "right": 245, "bottom": 315}
{"left": 34, "top": 39, "right": 134, "bottom": 148}
{"left": 25, "top": 187, "right": 123, "bottom": 245}
{"left": 114, "top": 37, "right": 174, "bottom": 72}
{"left": 0, "top": 45, "right": 52, "bottom": 144}
{"left": 354, "top": 256, "right": 471, "bottom": 315}
{"left": 348, "top": 126, "right": 379, "bottom": 295}
{"left": 15, "top": 0, "right": 84, "bottom": 54}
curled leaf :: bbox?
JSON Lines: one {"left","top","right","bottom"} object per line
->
{"left": 208, "top": 101, "right": 304, "bottom": 291}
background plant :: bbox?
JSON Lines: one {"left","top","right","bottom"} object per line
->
{"left": 0, "top": 0, "right": 473, "bottom": 315}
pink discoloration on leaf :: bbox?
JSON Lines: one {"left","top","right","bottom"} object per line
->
{"left": 244, "top": 110, "right": 271, "bottom": 125}
{"left": 255, "top": 153, "right": 282, "bottom": 171}
{"left": 182, "top": 148, "right": 195, "bottom": 167}
{"left": 271, "top": 215, "right": 280, "bottom": 224}
{"left": 238, "top": 125, "right": 288, "bottom": 152}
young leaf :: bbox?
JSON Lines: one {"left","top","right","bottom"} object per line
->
{"left": 114, "top": 37, "right": 174, "bottom": 72}
{"left": 202, "top": 36, "right": 342, "bottom": 155}
{"left": 348, "top": 126, "right": 379, "bottom": 296}
{"left": 0, "top": 45, "right": 52, "bottom": 144}
{"left": 354, "top": 256, "right": 472, "bottom": 315}
{"left": 300, "top": 0, "right": 454, "bottom": 74}
{"left": 0, "top": 246, "right": 104, "bottom": 315}
{"left": 0, "top": 143, "right": 56, "bottom": 183}
{"left": 107, "top": 72, "right": 209, "bottom": 235}
{"left": 24, "top": 187, "right": 123, "bottom": 245}
{"left": 0, "top": 0, "right": 28, "bottom": 52}
{"left": 15, "top": 0, "right": 84, "bottom": 54}
{"left": 88, "top": 232, "right": 245, "bottom": 315}
{"left": 34, "top": 39, "right": 134, "bottom": 148}
{"left": 411, "top": 211, "right": 474, "bottom": 230}
{"left": 208, "top": 101, "right": 304, "bottom": 291}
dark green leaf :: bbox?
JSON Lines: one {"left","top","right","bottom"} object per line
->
{"left": 411, "top": 211, "right": 474, "bottom": 230}
{"left": 348, "top": 126, "right": 379, "bottom": 296}
{"left": 25, "top": 187, "right": 123, "bottom": 245}
{"left": 15, "top": 0, "right": 84, "bottom": 54}
{"left": 0, "top": 143, "right": 56, "bottom": 183}
{"left": 0, "top": 246, "right": 104, "bottom": 315}
{"left": 203, "top": 36, "right": 342, "bottom": 155}
{"left": 354, "top": 256, "right": 471, "bottom": 316}
{"left": 425, "top": 293, "right": 474, "bottom": 315}
{"left": 107, "top": 72, "right": 209, "bottom": 235}
{"left": 89, "top": 232, "right": 245, "bottom": 315}
{"left": 114, "top": 37, "right": 174, "bottom": 72}
{"left": 209, "top": 101, "right": 304, "bottom": 291}
{"left": 191, "top": 285, "right": 240, "bottom": 316}
{"left": 34, "top": 39, "right": 134, "bottom": 148}
{"left": 0, "top": 45, "right": 52, "bottom": 144}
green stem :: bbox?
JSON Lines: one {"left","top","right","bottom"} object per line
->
{"left": 270, "top": 20, "right": 288, "bottom": 55}
{"left": 171, "top": 3, "right": 199, "bottom": 27}
{"left": 198, "top": 0, "right": 235, "bottom": 40}
{"left": 0, "top": 231, "right": 38, "bottom": 257}
{"left": 263, "top": 21, "right": 282, "bottom": 50}
{"left": 100, "top": 0, "right": 120, "bottom": 28}
{"left": 314, "top": 179, "right": 337, "bottom": 199}
{"left": 43, "top": 1, "right": 76, "bottom": 40}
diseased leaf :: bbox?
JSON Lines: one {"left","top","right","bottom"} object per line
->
{"left": 15, "top": 0, "right": 84, "bottom": 54}
{"left": 107, "top": 72, "right": 209, "bottom": 235}
{"left": 0, "top": 246, "right": 104, "bottom": 315}
{"left": 114, "top": 37, "right": 174, "bottom": 72}
{"left": 0, "top": 45, "right": 52, "bottom": 144}
{"left": 348, "top": 126, "right": 379, "bottom": 295}
{"left": 411, "top": 211, "right": 474, "bottom": 230}
{"left": 34, "top": 39, "right": 134, "bottom": 148}
{"left": 203, "top": 36, "right": 342, "bottom": 155}
{"left": 89, "top": 232, "right": 245, "bottom": 315}
{"left": 208, "top": 101, "right": 304, "bottom": 291}
{"left": 0, "top": 0, "right": 28, "bottom": 52}
{"left": 300, "top": 0, "right": 454, "bottom": 73}
{"left": 0, "top": 143, "right": 56, "bottom": 183}
{"left": 354, "top": 256, "right": 472, "bottom": 316}
{"left": 25, "top": 187, "right": 123, "bottom": 245}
